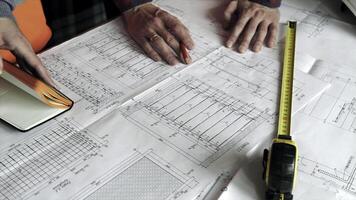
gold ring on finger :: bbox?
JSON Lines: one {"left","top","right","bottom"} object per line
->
{"left": 149, "top": 34, "right": 161, "bottom": 42}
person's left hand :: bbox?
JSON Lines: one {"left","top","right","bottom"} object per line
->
{"left": 224, "top": 0, "right": 280, "bottom": 53}
{"left": 0, "top": 17, "right": 54, "bottom": 86}
{"left": 123, "top": 3, "right": 194, "bottom": 65}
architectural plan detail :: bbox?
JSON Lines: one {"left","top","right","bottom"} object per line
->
{"left": 73, "top": 149, "right": 198, "bottom": 200}
{"left": 0, "top": 119, "right": 102, "bottom": 200}
{"left": 121, "top": 77, "right": 270, "bottom": 167}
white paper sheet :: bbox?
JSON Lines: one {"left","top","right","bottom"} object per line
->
{"left": 0, "top": 44, "right": 328, "bottom": 200}
{"left": 37, "top": 18, "right": 218, "bottom": 129}
{"left": 219, "top": 60, "right": 356, "bottom": 200}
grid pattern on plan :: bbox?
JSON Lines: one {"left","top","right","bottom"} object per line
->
{"left": 0, "top": 122, "right": 98, "bottom": 200}
{"left": 124, "top": 78, "right": 267, "bottom": 166}
{"left": 85, "top": 157, "right": 183, "bottom": 200}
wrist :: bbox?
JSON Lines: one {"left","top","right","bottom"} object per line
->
{"left": 123, "top": 2, "right": 153, "bottom": 17}
{"left": 248, "top": 0, "right": 281, "bottom": 8}
{"left": 116, "top": 0, "right": 152, "bottom": 13}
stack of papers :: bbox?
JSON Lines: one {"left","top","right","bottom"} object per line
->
{"left": 0, "top": 0, "right": 355, "bottom": 199}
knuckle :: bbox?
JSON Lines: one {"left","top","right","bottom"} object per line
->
{"left": 260, "top": 23, "right": 269, "bottom": 31}
{"left": 255, "top": 39, "right": 264, "bottom": 44}
{"left": 146, "top": 16, "right": 161, "bottom": 27}
{"left": 165, "top": 35, "right": 176, "bottom": 44}
{"left": 240, "top": 40, "right": 249, "bottom": 47}
{"left": 254, "top": 10, "right": 265, "bottom": 18}
{"left": 170, "top": 23, "right": 181, "bottom": 32}
{"left": 249, "top": 5, "right": 260, "bottom": 13}
{"left": 244, "top": 8, "right": 254, "bottom": 16}
{"left": 145, "top": 48, "right": 155, "bottom": 56}
{"left": 224, "top": 10, "right": 232, "bottom": 19}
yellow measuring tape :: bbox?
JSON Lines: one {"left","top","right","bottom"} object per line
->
{"left": 278, "top": 21, "right": 296, "bottom": 136}
{"left": 263, "top": 21, "right": 298, "bottom": 200}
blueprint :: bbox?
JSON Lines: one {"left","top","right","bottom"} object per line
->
{"left": 0, "top": 39, "right": 328, "bottom": 200}
{"left": 0, "top": 0, "right": 347, "bottom": 199}
{"left": 219, "top": 59, "right": 356, "bottom": 200}
{"left": 37, "top": 18, "right": 217, "bottom": 129}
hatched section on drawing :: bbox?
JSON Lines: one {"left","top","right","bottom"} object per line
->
{"left": 0, "top": 121, "right": 99, "bottom": 200}
{"left": 85, "top": 157, "right": 183, "bottom": 200}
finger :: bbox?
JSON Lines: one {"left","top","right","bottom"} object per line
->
{"left": 148, "top": 33, "right": 179, "bottom": 65}
{"left": 252, "top": 21, "right": 269, "bottom": 52}
{"left": 223, "top": 0, "right": 238, "bottom": 29}
{"left": 161, "top": 13, "right": 194, "bottom": 49}
{"left": 266, "top": 23, "right": 278, "bottom": 48}
{"left": 12, "top": 39, "right": 55, "bottom": 87}
{"left": 135, "top": 36, "right": 162, "bottom": 62}
{"left": 156, "top": 28, "right": 180, "bottom": 55}
{"left": 226, "top": 11, "right": 251, "bottom": 48}
{"left": 238, "top": 17, "right": 262, "bottom": 53}
{"left": 0, "top": 57, "right": 3, "bottom": 74}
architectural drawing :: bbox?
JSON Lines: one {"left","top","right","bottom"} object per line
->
{"left": 0, "top": 119, "right": 102, "bottom": 200}
{"left": 40, "top": 19, "right": 216, "bottom": 115}
{"left": 299, "top": 156, "right": 356, "bottom": 194}
{"left": 119, "top": 48, "right": 327, "bottom": 168}
{"left": 73, "top": 149, "right": 198, "bottom": 200}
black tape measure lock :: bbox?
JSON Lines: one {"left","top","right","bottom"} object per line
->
{"left": 262, "top": 21, "right": 298, "bottom": 200}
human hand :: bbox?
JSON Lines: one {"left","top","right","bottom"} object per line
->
{"left": 0, "top": 17, "right": 54, "bottom": 86}
{"left": 123, "top": 3, "right": 194, "bottom": 65}
{"left": 224, "top": 0, "right": 280, "bottom": 53}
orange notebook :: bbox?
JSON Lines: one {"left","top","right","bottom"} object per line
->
{"left": 0, "top": 61, "right": 73, "bottom": 131}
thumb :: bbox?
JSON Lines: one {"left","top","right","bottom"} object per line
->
{"left": 224, "top": 0, "right": 238, "bottom": 29}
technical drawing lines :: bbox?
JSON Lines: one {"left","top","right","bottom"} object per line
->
{"left": 300, "top": 11, "right": 329, "bottom": 38}
{"left": 199, "top": 48, "right": 307, "bottom": 104}
{"left": 63, "top": 24, "right": 214, "bottom": 90}
{"left": 73, "top": 149, "right": 198, "bottom": 200}
{"left": 121, "top": 77, "right": 271, "bottom": 167}
{"left": 303, "top": 65, "right": 356, "bottom": 132}
{"left": 0, "top": 120, "right": 100, "bottom": 200}
{"left": 41, "top": 54, "right": 124, "bottom": 114}
{"left": 327, "top": 98, "right": 356, "bottom": 133}
{"left": 299, "top": 156, "right": 356, "bottom": 194}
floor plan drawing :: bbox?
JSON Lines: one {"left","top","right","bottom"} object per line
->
{"left": 39, "top": 19, "right": 217, "bottom": 117}
{"left": 298, "top": 156, "right": 356, "bottom": 195}
{"left": 118, "top": 48, "right": 328, "bottom": 168}
{"left": 121, "top": 77, "right": 270, "bottom": 167}
{"left": 303, "top": 61, "right": 356, "bottom": 133}
{"left": 73, "top": 149, "right": 198, "bottom": 200}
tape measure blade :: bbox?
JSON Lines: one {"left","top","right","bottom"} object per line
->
{"left": 277, "top": 21, "right": 297, "bottom": 136}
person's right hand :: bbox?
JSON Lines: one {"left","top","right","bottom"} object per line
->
{"left": 0, "top": 17, "right": 54, "bottom": 86}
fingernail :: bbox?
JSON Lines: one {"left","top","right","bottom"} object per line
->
{"left": 186, "top": 42, "right": 194, "bottom": 50}
{"left": 253, "top": 44, "right": 262, "bottom": 52}
{"left": 168, "top": 59, "right": 178, "bottom": 66}
{"left": 268, "top": 40, "right": 275, "bottom": 48}
{"left": 238, "top": 45, "right": 247, "bottom": 53}
{"left": 153, "top": 56, "right": 161, "bottom": 62}
{"left": 226, "top": 41, "right": 233, "bottom": 48}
